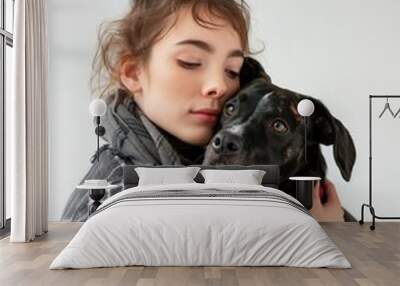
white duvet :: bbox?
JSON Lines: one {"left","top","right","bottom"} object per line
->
{"left": 50, "top": 183, "right": 350, "bottom": 269}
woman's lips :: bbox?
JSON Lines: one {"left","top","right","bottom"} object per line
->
{"left": 190, "top": 111, "right": 218, "bottom": 124}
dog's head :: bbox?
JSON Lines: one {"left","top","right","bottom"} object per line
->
{"left": 204, "top": 57, "right": 356, "bottom": 183}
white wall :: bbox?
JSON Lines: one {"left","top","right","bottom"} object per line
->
{"left": 48, "top": 0, "right": 400, "bottom": 221}
{"left": 248, "top": 0, "right": 400, "bottom": 221}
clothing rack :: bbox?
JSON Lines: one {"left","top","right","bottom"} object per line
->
{"left": 359, "top": 95, "right": 400, "bottom": 230}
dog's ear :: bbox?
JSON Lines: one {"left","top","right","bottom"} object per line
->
{"left": 240, "top": 57, "right": 272, "bottom": 87}
{"left": 308, "top": 97, "right": 356, "bottom": 181}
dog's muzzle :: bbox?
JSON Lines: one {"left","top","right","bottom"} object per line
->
{"left": 212, "top": 130, "right": 242, "bottom": 154}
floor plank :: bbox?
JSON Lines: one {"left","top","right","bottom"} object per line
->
{"left": 0, "top": 222, "right": 399, "bottom": 286}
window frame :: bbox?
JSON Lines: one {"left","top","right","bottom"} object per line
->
{"left": 0, "top": 0, "right": 14, "bottom": 233}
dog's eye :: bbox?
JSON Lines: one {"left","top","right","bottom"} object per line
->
{"left": 272, "top": 120, "right": 288, "bottom": 134}
{"left": 224, "top": 103, "right": 236, "bottom": 117}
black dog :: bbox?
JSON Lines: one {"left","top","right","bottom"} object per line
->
{"left": 204, "top": 57, "right": 356, "bottom": 218}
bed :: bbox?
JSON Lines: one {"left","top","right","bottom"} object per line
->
{"left": 50, "top": 165, "right": 350, "bottom": 269}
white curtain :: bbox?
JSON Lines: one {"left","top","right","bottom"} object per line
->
{"left": 8, "top": 0, "right": 49, "bottom": 242}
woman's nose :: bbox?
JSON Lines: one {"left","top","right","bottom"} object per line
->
{"left": 202, "top": 72, "right": 228, "bottom": 99}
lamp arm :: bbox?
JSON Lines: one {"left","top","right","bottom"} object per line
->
{"left": 304, "top": 116, "right": 307, "bottom": 164}
{"left": 93, "top": 117, "right": 106, "bottom": 162}
{"left": 96, "top": 116, "right": 100, "bottom": 162}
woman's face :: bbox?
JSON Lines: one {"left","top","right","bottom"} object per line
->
{"left": 121, "top": 7, "right": 244, "bottom": 146}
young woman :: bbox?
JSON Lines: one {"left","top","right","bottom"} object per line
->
{"left": 61, "top": 0, "right": 346, "bottom": 222}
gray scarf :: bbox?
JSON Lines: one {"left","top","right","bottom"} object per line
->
{"left": 101, "top": 89, "right": 204, "bottom": 165}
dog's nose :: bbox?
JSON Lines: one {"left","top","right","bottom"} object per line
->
{"left": 212, "top": 131, "right": 242, "bottom": 154}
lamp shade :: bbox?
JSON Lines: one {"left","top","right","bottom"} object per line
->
{"left": 89, "top": 98, "right": 107, "bottom": 117}
{"left": 297, "top": 99, "right": 315, "bottom": 117}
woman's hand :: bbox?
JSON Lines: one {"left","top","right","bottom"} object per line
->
{"left": 310, "top": 179, "right": 344, "bottom": 222}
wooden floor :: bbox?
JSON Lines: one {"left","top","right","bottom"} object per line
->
{"left": 0, "top": 222, "right": 399, "bottom": 286}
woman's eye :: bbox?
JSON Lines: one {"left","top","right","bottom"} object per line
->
{"left": 224, "top": 103, "right": 236, "bottom": 117}
{"left": 178, "top": 60, "right": 239, "bottom": 80}
{"left": 226, "top": 70, "right": 240, "bottom": 80}
{"left": 272, "top": 119, "right": 288, "bottom": 134}
{"left": 177, "top": 60, "right": 201, "bottom": 69}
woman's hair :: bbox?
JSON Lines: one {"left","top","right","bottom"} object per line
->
{"left": 91, "top": 0, "right": 262, "bottom": 98}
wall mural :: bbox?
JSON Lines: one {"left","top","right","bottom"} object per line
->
{"left": 60, "top": 1, "right": 356, "bottom": 223}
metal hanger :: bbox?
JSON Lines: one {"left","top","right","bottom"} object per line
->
{"left": 378, "top": 97, "right": 395, "bottom": 118}
{"left": 394, "top": 105, "right": 400, "bottom": 118}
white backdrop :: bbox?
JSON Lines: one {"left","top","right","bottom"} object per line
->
{"left": 48, "top": 0, "right": 400, "bottom": 221}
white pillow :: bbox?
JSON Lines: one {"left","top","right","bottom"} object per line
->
{"left": 200, "top": 169, "right": 266, "bottom": 185}
{"left": 135, "top": 167, "right": 201, "bottom": 186}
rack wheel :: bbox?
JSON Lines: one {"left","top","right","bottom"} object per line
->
{"left": 359, "top": 220, "right": 364, "bottom": 225}
{"left": 370, "top": 225, "right": 375, "bottom": 231}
